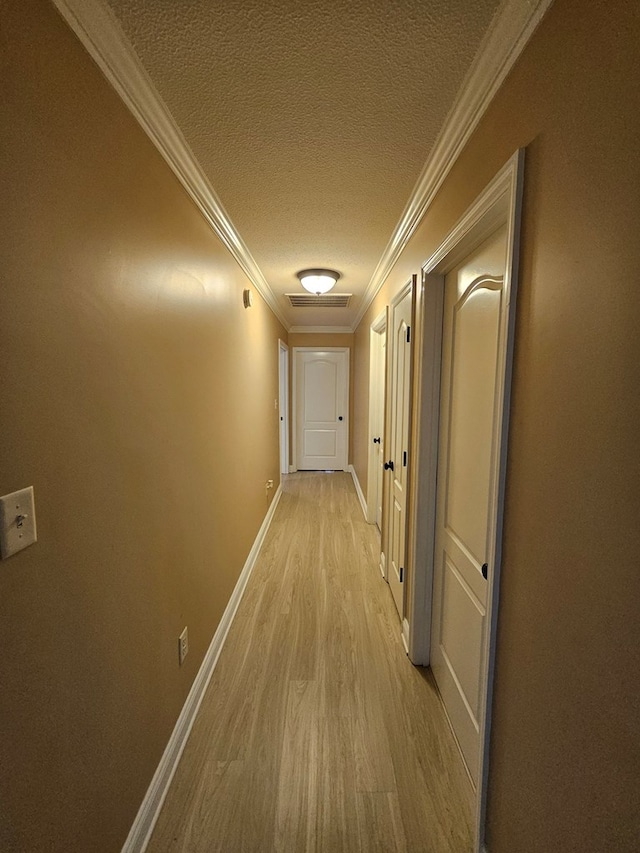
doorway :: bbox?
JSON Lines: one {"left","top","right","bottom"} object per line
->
{"left": 406, "top": 151, "right": 524, "bottom": 851}
{"left": 430, "top": 226, "right": 508, "bottom": 788}
{"left": 292, "top": 348, "right": 349, "bottom": 472}
{"left": 278, "top": 341, "right": 289, "bottom": 476}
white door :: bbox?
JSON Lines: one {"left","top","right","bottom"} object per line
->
{"left": 430, "top": 226, "right": 507, "bottom": 786}
{"left": 384, "top": 281, "right": 414, "bottom": 618}
{"left": 294, "top": 349, "right": 349, "bottom": 471}
{"left": 278, "top": 342, "right": 289, "bottom": 475}
{"left": 373, "top": 328, "right": 386, "bottom": 531}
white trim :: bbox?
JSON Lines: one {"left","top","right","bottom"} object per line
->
{"left": 352, "top": 0, "right": 552, "bottom": 330}
{"left": 278, "top": 341, "right": 290, "bottom": 477}
{"left": 406, "top": 151, "right": 524, "bottom": 853}
{"left": 288, "top": 326, "right": 353, "bottom": 334}
{"left": 422, "top": 161, "right": 517, "bottom": 274}
{"left": 52, "top": 0, "right": 288, "bottom": 330}
{"left": 53, "top": 0, "right": 550, "bottom": 339}
{"left": 365, "top": 310, "right": 387, "bottom": 525}
{"left": 348, "top": 465, "right": 368, "bottom": 520}
{"left": 379, "top": 550, "right": 386, "bottom": 580}
{"left": 291, "top": 347, "right": 350, "bottom": 473}
{"left": 405, "top": 269, "right": 444, "bottom": 666}
{"left": 401, "top": 618, "right": 410, "bottom": 654}
{"left": 121, "top": 485, "right": 283, "bottom": 853}
{"left": 474, "top": 150, "right": 524, "bottom": 853}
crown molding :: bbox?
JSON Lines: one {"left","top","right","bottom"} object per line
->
{"left": 288, "top": 326, "right": 354, "bottom": 335}
{"left": 53, "top": 0, "right": 552, "bottom": 337}
{"left": 352, "top": 0, "right": 554, "bottom": 330}
{"left": 52, "top": 0, "right": 289, "bottom": 331}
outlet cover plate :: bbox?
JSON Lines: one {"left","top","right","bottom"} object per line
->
{"left": 178, "top": 627, "right": 188, "bottom": 665}
{"left": 0, "top": 486, "right": 37, "bottom": 559}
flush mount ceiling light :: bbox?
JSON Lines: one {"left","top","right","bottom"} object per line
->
{"left": 296, "top": 268, "right": 340, "bottom": 295}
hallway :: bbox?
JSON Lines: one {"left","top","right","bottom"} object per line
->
{"left": 146, "top": 473, "right": 474, "bottom": 852}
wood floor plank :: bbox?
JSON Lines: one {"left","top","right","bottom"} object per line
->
{"left": 274, "top": 680, "right": 319, "bottom": 852}
{"left": 314, "top": 715, "right": 360, "bottom": 852}
{"left": 180, "top": 759, "right": 246, "bottom": 853}
{"left": 356, "top": 792, "right": 408, "bottom": 853}
{"left": 146, "top": 472, "right": 474, "bottom": 853}
{"left": 352, "top": 700, "right": 398, "bottom": 794}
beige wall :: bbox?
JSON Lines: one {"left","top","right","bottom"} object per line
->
{"left": 3, "top": 0, "right": 639, "bottom": 849}
{"left": 288, "top": 333, "right": 355, "bottom": 465}
{"left": 0, "top": 2, "right": 285, "bottom": 851}
{"left": 354, "top": 0, "right": 640, "bottom": 849}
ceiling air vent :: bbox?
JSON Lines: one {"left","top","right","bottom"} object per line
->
{"left": 286, "top": 293, "right": 352, "bottom": 308}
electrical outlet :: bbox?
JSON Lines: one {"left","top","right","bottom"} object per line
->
{"left": 266, "top": 479, "right": 274, "bottom": 496}
{"left": 178, "top": 627, "right": 188, "bottom": 666}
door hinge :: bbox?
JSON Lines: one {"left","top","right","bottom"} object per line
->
{"left": 406, "top": 325, "right": 411, "bottom": 344}
{"left": 403, "top": 450, "right": 407, "bottom": 467}
{"left": 399, "top": 566, "right": 404, "bottom": 583}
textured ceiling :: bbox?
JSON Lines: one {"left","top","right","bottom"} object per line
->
{"left": 106, "top": 0, "right": 502, "bottom": 328}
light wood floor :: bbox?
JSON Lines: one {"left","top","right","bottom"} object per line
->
{"left": 146, "top": 472, "right": 474, "bottom": 852}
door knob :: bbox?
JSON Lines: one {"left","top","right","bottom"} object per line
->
{"left": 384, "top": 460, "right": 394, "bottom": 471}
{"left": 338, "top": 416, "right": 343, "bottom": 421}
{"left": 373, "top": 437, "right": 381, "bottom": 444}
{"left": 481, "top": 563, "right": 488, "bottom": 579}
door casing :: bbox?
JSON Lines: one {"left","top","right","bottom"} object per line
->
{"left": 291, "top": 347, "right": 350, "bottom": 472}
{"left": 366, "top": 310, "right": 387, "bottom": 528}
{"left": 405, "top": 150, "right": 524, "bottom": 852}
{"left": 278, "top": 340, "right": 289, "bottom": 476}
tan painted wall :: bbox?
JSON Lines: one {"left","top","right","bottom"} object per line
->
{"left": 353, "top": 0, "right": 640, "bottom": 849}
{"left": 353, "top": 349, "right": 372, "bottom": 492}
{"left": 0, "top": 3, "right": 285, "bottom": 851}
{"left": 288, "top": 333, "right": 354, "bottom": 350}
{"left": 288, "top": 333, "right": 355, "bottom": 466}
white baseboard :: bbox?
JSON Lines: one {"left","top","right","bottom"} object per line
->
{"left": 348, "top": 465, "right": 368, "bottom": 520}
{"left": 121, "top": 485, "right": 283, "bottom": 853}
{"left": 379, "top": 550, "right": 386, "bottom": 579}
{"left": 402, "top": 618, "right": 410, "bottom": 654}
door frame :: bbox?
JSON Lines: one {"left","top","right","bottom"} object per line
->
{"left": 406, "top": 150, "right": 524, "bottom": 851}
{"left": 366, "top": 310, "right": 387, "bottom": 525}
{"left": 291, "top": 347, "right": 350, "bottom": 473}
{"left": 278, "top": 340, "right": 289, "bottom": 476}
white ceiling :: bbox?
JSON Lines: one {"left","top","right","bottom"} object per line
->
{"left": 70, "top": 0, "right": 516, "bottom": 329}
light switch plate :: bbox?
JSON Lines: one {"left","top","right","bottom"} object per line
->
{"left": 0, "top": 486, "right": 37, "bottom": 559}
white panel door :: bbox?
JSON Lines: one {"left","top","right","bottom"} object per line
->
{"left": 294, "top": 349, "right": 348, "bottom": 471}
{"left": 430, "top": 226, "right": 507, "bottom": 786}
{"left": 385, "top": 283, "right": 414, "bottom": 618}
{"left": 373, "top": 329, "right": 386, "bottom": 530}
{"left": 278, "top": 343, "right": 289, "bottom": 475}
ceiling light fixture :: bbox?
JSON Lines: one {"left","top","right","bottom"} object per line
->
{"left": 297, "top": 268, "right": 340, "bottom": 296}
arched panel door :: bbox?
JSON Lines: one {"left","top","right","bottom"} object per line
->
{"left": 430, "top": 226, "right": 508, "bottom": 786}
{"left": 294, "top": 349, "right": 349, "bottom": 471}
